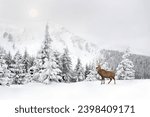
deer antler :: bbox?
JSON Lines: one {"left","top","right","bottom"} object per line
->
{"left": 96, "top": 60, "right": 100, "bottom": 66}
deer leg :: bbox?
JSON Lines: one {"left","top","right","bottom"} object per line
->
{"left": 108, "top": 78, "right": 112, "bottom": 84}
{"left": 101, "top": 78, "right": 104, "bottom": 85}
{"left": 113, "top": 78, "right": 116, "bottom": 84}
{"left": 101, "top": 79, "right": 103, "bottom": 84}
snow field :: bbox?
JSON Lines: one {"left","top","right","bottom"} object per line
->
{"left": 0, "top": 79, "right": 150, "bottom": 100}
{"left": 0, "top": 79, "right": 150, "bottom": 117}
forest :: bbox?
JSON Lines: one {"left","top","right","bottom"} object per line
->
{"left": 0, "top": 24, "right": 149, "bottom": 86}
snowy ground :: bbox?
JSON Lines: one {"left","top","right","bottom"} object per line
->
{"left": 0, "top": 79, "right": 150, "bottom": 100}
{"left": 0, "top": 79, "right": 150, "bottom": 117}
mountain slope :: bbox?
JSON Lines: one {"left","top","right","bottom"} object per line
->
{"left": 0, "top": 22, "right": 98, "bottom": 66}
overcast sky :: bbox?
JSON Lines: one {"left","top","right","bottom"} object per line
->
{"left": 0, "top": 0, "right": 150, "bottom": 56}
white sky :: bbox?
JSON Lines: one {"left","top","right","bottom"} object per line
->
{"left": 0, "top": 0, "right": 150, "bottom": 56}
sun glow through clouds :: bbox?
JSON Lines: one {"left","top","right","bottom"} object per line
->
{"left": 29, "top": 8, "right": 39, "bottom": 18}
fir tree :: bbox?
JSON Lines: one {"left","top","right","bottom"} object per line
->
{"left": 22, "top": 50, "right": 30, "bottom": 73}
{"left": 85, "top": 63, "right": 98, "bottom": 81}
{"left": 21, "top": 50, "right": 34, "bottom": 83}
{"left": 42, "top": 55, "right": 62, "bottom": 84}
{"left": 4, "top": 51, "right": 12, "bottom": 69}
{"left": 0, "top": 48, "right": 11, "bottom": 85}
{"left": 35, "top": 24, "right": 62, "bottom": 84}
{"left": 35, "top": 23, "right": 53, "bottom": 71}
{"left": 53, "top": 50, "right": 63, "bottom": 82}
{"left": 85, "top": 64, "right": 91, "bottom": 79}
{"left": 28, "top": 56, "right": 35, "bottom": 68}
{"left": 74, "top": 58, "right": 84, "bottom": 82}
{"left": 60, "top": 48, "right": 72, "bottom": 82}
{"left": 116, "top": 49, "right": 135, "bottom": 80}
{"left": 42, "top": 23, "right": 52, "bottom": 60}
{"left": 11, "top": 51, "right": 25, "bottom": 84}
{"left": 86, "top": 69, "right": 98, "bottom": 81}
{"left": 34, "top": 24, "right": 53, "bottom": 82}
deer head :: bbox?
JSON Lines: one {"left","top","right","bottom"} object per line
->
{"left": 96, "top": 59, "right": 103, "bottom": 71}
{"left": 96, "top": 64, "right": 101, "bottom": 71}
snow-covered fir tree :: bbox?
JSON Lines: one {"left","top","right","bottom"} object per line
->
{"left": 22, "top": 50, "right": 30, "bottom": 73}
{"left": 4, "top": 51, "right": 12, "bottom": 69}
{"left": 22, "top": 50, "right": 34, "bottom": 83}
{"left": 85, "top": 63, "right": 98, "bottom": 81}
{"left": 42, "top": 56, "right": 62, "bottom": 84}
{"left": 36, "top": 50, "right": 46, "bottom": 72}
{"left": 84, "top": 64, "right": 91, "bottom": 79}
{"left": 86, "top": 69, "right": 98, "bottom": 81}
{"left": 116, "top": 49, "right": 135, "bottom": 80}
{"left": 60, "top": 48, "right": 72, "bottom": 82}
{"left": 34, "top": 23, "right": 52, "bottom": 82}
{"left": 28, "top": 56, "right": 35, "bottom": 68}
{"left": 74, "top": 58, "right": 84, "bottom": 82}
{"left": 10, "top": 51, "right": 25, "bottom": 84}
{"left": 42, "top": 23, "right": 53, "bottom": 60}
{"left": 35, "top": 24, "right": 62, "bottom": 84}
{"left": 0, "top": 48, "right": 11, "bottom": 85}
{"left": 36, "top": 23, "right": 53, "bottom": 71}
{"left": 53, "top": 50, "right": 62, "bottom": 82}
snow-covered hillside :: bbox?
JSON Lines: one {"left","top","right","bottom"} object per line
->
{"left": 0, "top": 80, "right": 150, "bottom": 100}
{"left": 0, "top": 22, "right": 98, "bottom": 66}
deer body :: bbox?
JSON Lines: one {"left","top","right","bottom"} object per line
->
{"left": 96, "top": 65, "right": 116, "bottom": 84}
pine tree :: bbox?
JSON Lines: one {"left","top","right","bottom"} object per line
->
{"left": 53, "top": 50, "right": 63, "bottom": 82}
{"left": 36, "top": 50, "right": 46, "bottom": 72}
{"left": 116, "top": 49, "right": 135, "bottom": 80}
{"left": 33, "top": 50, "right": 46, "bottom": 83}
{"left": 35, "top": 23, "right": 53, "bottom": 71}
{"left": 35, "top": 24, "right": 62, "bottom": 84}
{"left": 60, "top": 48, "right": 72, "bottom": 82}
{"left": 34, "top": 24, "right": 52, "bottom": 82}
{"left": 11, "top": 51, "right": 25, "bottom": 84}
{"left": 22, "top": 50, "right": 30, "bottom": 73}
{"left": 85, "top": 64, "right": 90, "bottom": 79}
{"left": 28, "top": 56, "right": 35, "bottom": 68}
{"left": 0, "top": 48, "right": 11, "bottom": 85}
{"left": 85, "top": 63, "right": 98, "bottom": 81}
{"left": 74, "top": 58, "right": 84, "bottom": 82}
{"left": 84, "top": 64, "right": 92, "bottom": 79}
{"left": 42, "top": 55, "right": 62, "bottom": 84}
{"left": 22, "top": 50, "right": 34, "bottom": 83}
{"left": 4, "top": 52, "right": 12, "bottom": 69}
{"left": 86, "top": 69, "right": 98, "bottom": 81}
{"left": 42, "top": 23, "right": 52, "bottom": 60}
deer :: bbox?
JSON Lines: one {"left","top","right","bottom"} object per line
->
{"left": 96, "top": 64, "right": 116, "bottom": 84}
